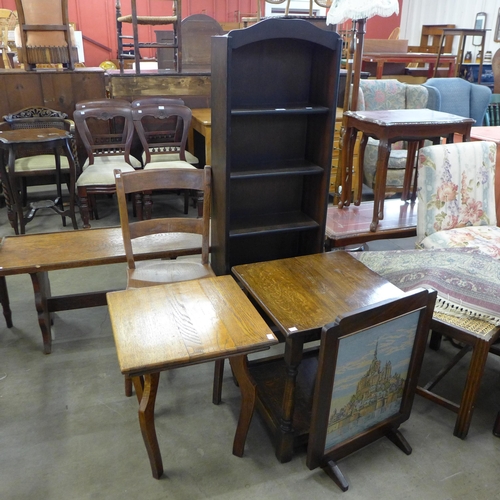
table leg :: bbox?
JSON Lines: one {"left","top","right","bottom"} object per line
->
{"left": 30, "top": 272, "right": 53, "bottom": 354}
{"left": 0, "top": 276, "right": 13, "bottom": 328}
{"left": 401, "top": 141, "right": 419, "bottom": 202}
{"left": 339, "top": 126, "right": 357, "bottom": 208}
{"left": 61, "top": 139, "right": 78, "bottom": 230}
{"left": 355, "top": 133, "right": 368, "bottom": 205}
{"left": 370, "top": 138, "right": 391, "bottom": 232}
{"left": 230, "top": 355, "right": 256, "bottom": 457}
{"left": 8, "top": 147, "right": 26, "bottom": 234}
{"left": 376, "top": 61, "right": 384, "bottom": 79}
{"left": 275, "top": 338, "right": 304, "bottom": 463}
{"left": 137, "top": 372, "right": 163, "bottom": 479}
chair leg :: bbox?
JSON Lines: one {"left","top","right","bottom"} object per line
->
{"left": 453, "top": 341, "right": 490, "bottom": 439}
{"left": 77, "top": 187, "right": 92, "bottom": 229}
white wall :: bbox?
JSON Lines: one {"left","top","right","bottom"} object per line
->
{"left": 401, "top": 0, "right": 499, "bottom": 58}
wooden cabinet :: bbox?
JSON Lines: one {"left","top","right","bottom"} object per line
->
{"left": 210, "top": 18, "right": 341, "bottom": 275}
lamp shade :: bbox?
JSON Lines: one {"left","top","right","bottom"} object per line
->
{"left": 326, "top": 0, "right": 399, "bottom": 25}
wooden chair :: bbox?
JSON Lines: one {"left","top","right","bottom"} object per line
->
{"left": 413, "top": 140, "right": 500, "bottom": 439}
{"left": 74, "top": 105, "right": 141, "bottom": 228}
{"left": 116, "top": 0, "right": 181, "bottom": 75}
{"left": 131, "top": 102, "right": 198, "bottom": 217}
{"left": 114, "top": 166, "right": 214, "bottom": 396}
{"left": 14, "top": 0, "right": 78, "bottom": 70}
{"left": 2, "top": 106, "right": 79, "bottom": 226}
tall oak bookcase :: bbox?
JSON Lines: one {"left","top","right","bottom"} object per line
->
{"left": 210, "top": 18, "right": 341, "bottom": 275}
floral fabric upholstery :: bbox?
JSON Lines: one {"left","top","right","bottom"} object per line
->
{"left": 358, "top": 79, "right": 429, "bottom": 190}
{"left": 416, "top": 141, "right": 500, "bottom": 258}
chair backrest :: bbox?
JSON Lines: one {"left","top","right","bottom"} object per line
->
{"left": 307, "top": 288, "right": 436, "bottom": 479}
{"left": 424, "top": 77, "right": 492, "bottom": 126}
{"left": 114, "top": 166, "right": 211, "bottom": 269}
{"left": 130, "top": 97, "right": 185, "bottom": 108}
{"left": 15, "top": 0, "right": 77, "bottom": 67}
{"left": 3, "top": 106, "right": 76, "bottom": 160}
{"left": 357, "top": 79, "right": 428, "bottom": 111}
{"left": 73, "top": 105, "right": 135, "bottom": 166}
{"left": 75, "top": 99, "right": 131, "bottom": 110}
{"left": 416, "top": 141, "right": 497, "bottom": 243}
{"left": 131, "top": 103, "right": 191, "bottom": 164}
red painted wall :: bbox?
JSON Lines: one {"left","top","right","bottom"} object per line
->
{"left": 1, "top": 1, "right": 401, "bottom": 67}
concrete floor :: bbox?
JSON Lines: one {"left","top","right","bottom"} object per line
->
{"left": 1, "top": 188, "right": 500, "bottom": 499}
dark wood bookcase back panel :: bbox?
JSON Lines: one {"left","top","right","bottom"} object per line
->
{"left": 211, "top": 18, "right": 341, "bottom": 275}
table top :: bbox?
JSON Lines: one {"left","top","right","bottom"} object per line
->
{"left": 325, "top": 200, "right": 417, "bottom": 247}
{"left": 363, "top": 52, "right": 455, "bottom": 61}
{"left": 107, "top": 275, "right": 278, "bottom": 376}
{"left": 0, "top": 127, "right": 70, "bottom": 145}
{"left": 191, "top": 108, "right": 211, "bottom": 125}
{"left": 344, "top": 109, "right": 475, "bottom": 127}
{"left": 232, "top": 252, "right": 403, "bottom": 338}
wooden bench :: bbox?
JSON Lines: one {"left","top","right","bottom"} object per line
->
{"left": 0, "top": 227, "right": 202, "bottom": 354}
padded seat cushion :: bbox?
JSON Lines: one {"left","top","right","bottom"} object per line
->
{"left": 13, "top": 154, "right": 70, "bottom": 172}
{"left": 144, "top": 160, "right": 196, "bottom": 170}
{"left": 418, "top": 225, "right": 500, "bottom": 259}
{"left": 77, "top": 157, "right": 136, "bottom": 186}
{"left": 142, "top": 151, "right": 199, "bottom": 165}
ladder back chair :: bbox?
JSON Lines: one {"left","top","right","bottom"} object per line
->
{"left": 114, "top": 165, "right": 214, "bottom": 397}
{"left": 116, "top": 0, "right": 181, "bottom": 75}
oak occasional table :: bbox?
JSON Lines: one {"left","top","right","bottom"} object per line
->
{"left": 0, "top": 127, "right": 78, "bottom": 234}
{"left": 339, "top": 109, "right": 474, "bottom": 232}
{"left": 232, "top": 251, "right": 403, "bottom": 463}
{"left": 107, "top": 275, "right": 277, "bottom": 479}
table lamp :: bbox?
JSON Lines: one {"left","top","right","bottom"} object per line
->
{"left": 327, "top": 0, "right": 400, "bottom": 112}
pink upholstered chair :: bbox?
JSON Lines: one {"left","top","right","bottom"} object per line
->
{"left": 416, "top": 140, "right": 500, "bottom": 258}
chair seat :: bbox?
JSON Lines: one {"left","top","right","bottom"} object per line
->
{"left": 144, "top": 160, "right": 196, "bottom": 170}
{"left": 142, "top": 150, "right": 198, "bottom": 165}
{"left": 117, "top": 15, "right": 177, "bottom": 25}
{"left": 12, "top": 154, "right": 70, "bottom": 172}
{"left": 77, "top": 157, "right": 136, "bottom": 187}
{"left": 128, "top": 260, "right": 215, "bottom": 288}
{"left": 418, "top": 225, "right": 500, "bottom": 259}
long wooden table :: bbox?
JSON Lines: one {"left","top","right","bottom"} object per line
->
{"left": 362, "top": 52, "right": 456, "bottom": 79}
{"left": 0, "top": 227, "right": 202, "bottom": 353}
{"left": 107, "top": 275, "right": 278, "bottom": 479}
{"left": 232, "top": 251, "right": 403, "bottom": 463}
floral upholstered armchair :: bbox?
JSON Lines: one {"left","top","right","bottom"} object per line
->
{"left": 357, "top": 79, "right": 434, "bottom": 193}
{"left": 416, "top": 140, "right": 500, "bottom": 259}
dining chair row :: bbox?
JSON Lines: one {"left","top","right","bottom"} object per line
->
{"left": 73, "top": 97, "right": 199, "bottom": 229}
